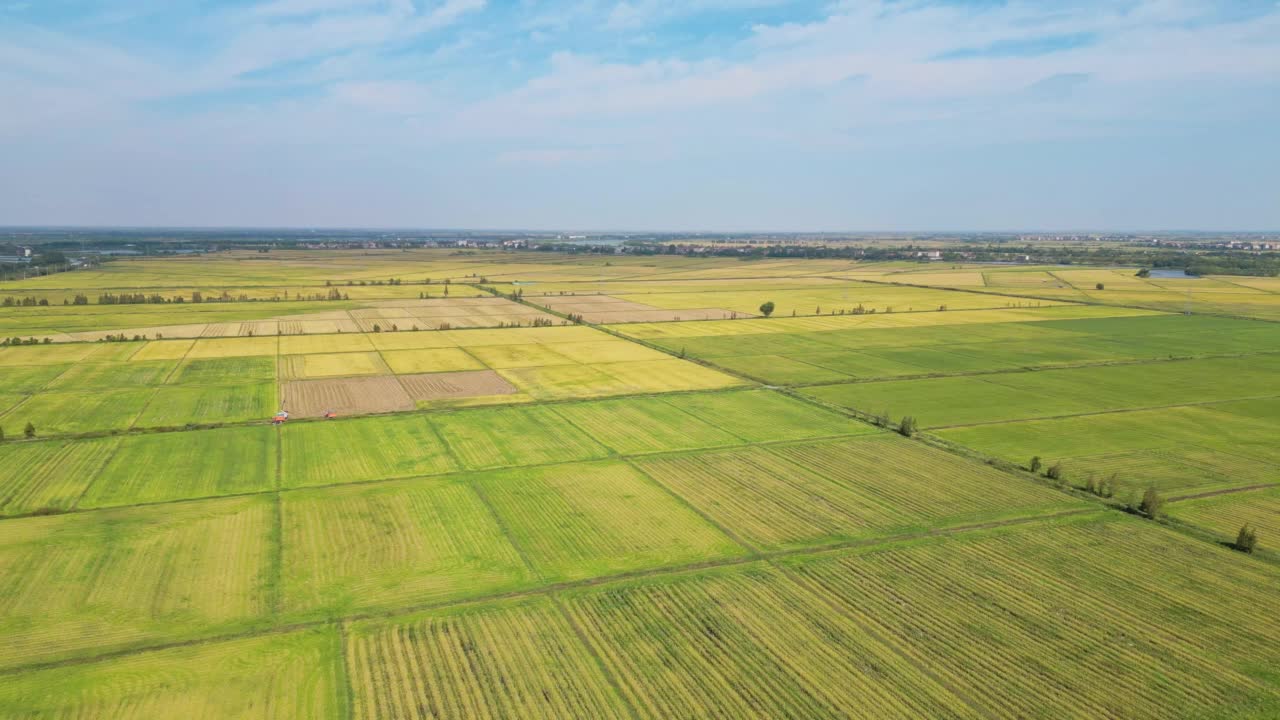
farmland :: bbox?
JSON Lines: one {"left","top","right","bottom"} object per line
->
{"left": 0, "top": 249, "right": 1275, "bottom": 719}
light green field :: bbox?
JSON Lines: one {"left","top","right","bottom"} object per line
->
{"left": 135, "top": 383, "right": 277, "bottom": 427}
{"left": 280, "top": 476, "right": 533, "bottom": 616}
{"left": 0, "top": 437, "right": 120, "bottom": 515}
{"left": 1168, "top": 487, "right": 1279, "bottom": 554}
{"left": 550, "top": 395, "right": 742, "bottom": 454}
{"left": 0, "top": 628, "right": 346, "bottom": 720}
{"left": 80, "top": 426, "right": 277, "bottom": 507}
{"left": 474, "top": 461, "right": 746, "bottom": 581}
{"left": 172, "top": 356, "right": 276, "bottom": 385}
{"left": 281, "top": 413, "right": 456, "bottom": 488}
{"left": 636, "top": 436, "right": 1077, "bottom": 550}
{"left": 431, "top": 405, "right": 609, "bottom": 470}
{"left": 2, "top": 388, "right": 155, "bottom": 435}
{"left": 0, "top": 495, "right": 272, "bottom": 669}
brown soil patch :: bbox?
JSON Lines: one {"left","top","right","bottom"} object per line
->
{"left": 282, "top": 376, "right": 414, "bottom": 417}
{"left": 399, "top": 370, "right": 518, "bottom": 401}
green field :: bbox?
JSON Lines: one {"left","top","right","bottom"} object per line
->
{"left": 0, "top": 250, "right": 1275, "bottom": 718}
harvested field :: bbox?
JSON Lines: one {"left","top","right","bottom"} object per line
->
{"left": 535, "top": 295, "right": 746, "bottom": 323}
{"left": 348, "top": 597, "right": 629, "bottom": 720}
{"left": 399, "top": 370, "right": 518, "bottom": 401}
{"left": 282, "top": 375, "right": 413, "bottom": 417}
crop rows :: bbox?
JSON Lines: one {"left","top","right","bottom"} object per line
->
{"left": 786, "top": 516, "right": 1280, "bottom": 719}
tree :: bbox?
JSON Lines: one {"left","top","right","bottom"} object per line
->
{"left": 23, "top": 422, "right": 35, "bottom": 439}
{"left": 1095, "top": 283, "right": 1105, "bottom": 290}
{"left": 1029, "top": 456, "right": 1042, "bottom": 474}
{"left": 1234, "top": 524, "right": 1258, "bottom": 554}
{"left": 759, "top": 301, "right": 775, "bottom": 317}
{"left": 1135, "top": 268, "right": 1151, "bottom": 278}
{"left": 898, "top": 416, "right": 918, "bottom": 437}
{"left": 1139, "top": 486, "right": 1164, "bottom": 518}
{"left": 1046, "top": 461, "right": 1064, "bottom": 482}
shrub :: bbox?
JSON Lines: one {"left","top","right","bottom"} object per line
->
{"left": 23, "top": 422, "right": 35, "bottom": 439}
{"left": 1095, "top": 283, "right": 1105, "bottom": 290}
{"left": 1029, "top": 456, "right": 1042, "bottom": 474}
{"left": 1045, "top": 461, "right": 1064, "bottom": 482}
{"left": 1234, "top": 524, "right": 1258, "bottom": 554}
{"left": 1139, "top": 486, "right": 1164, "bottom": 518}
{"left": 759, "top": 301, "right": 775, "bottom": 317}
{"left": 898, "top": 416, "right": 918, "bottom": 437}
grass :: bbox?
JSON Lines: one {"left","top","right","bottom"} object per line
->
{"left": 475, "top": 461, "right": 747, "bottom": 581}
{"left": 0, "top": 495, "right": 273, "bottom": 670}
{"left": 0, "top": 628, "right": 346, "bottom": 719}
{"left": 79, "top": 426, "right": 277, "bottom": 507}
{"left": 346, "top": 596, "right": 631, "bottom": 719}
{"left": 280, "top": 476, "right": 534, "bottom": 616}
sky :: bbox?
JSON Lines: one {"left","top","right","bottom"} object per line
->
{"left": 1, "top": 0, "right": 1278, "bottom": 231}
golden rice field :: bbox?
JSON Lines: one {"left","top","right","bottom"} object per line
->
{"left": 0, "top": 249, "right": 1275, "bottom": 719}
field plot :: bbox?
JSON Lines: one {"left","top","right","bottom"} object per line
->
{"left": 136, "top": 382, "right": 277, "bottom": 427}
{"left": 938, "top": 403, "right": 1280, "bottom": 494}
{"left": 1169, "top": 486, "right": 1279, "bottom": 553}
{"left": 347, "top": 597, "right": 630, "bottom": 720}
{"left": 432, "top": 405, "right": 608, "bottom": 470}
{"left": 534, "top": 294, "right": 746, "bottom": 323}
{"left": 786, "top": 514, "right": 1280, "bottom": 719}
{"left": 661, "top": 388, "right": 862, "bottom": 442}
{"left": 475, "top": 461, "right": 745, "bottom": 580}
{"left": 281, "top": 413, "right": 455, "bottom": 487}
{"left": 399, "top": 369, "right": 522, "bottom": 406}
{"left": 172, "top": 356, "right": 275, "bottom": 385}
{"left": 564, "top": 563, "right": 974, "bottom": 719}
{"left": 281, "top": 477, "right": 533, "bottom": 616}
{"left": 0, "top": 628, "right": 346, "bottom": 720}
{"left": 381, "top": 347, "right": 485, "bottom": 373}
{"left": 0, "top": 495, "right": 272, "bottom": 669}
{"left": 282, "top": 375, "right": 413, "bottom": 417}
{"left": 551, "top": 395, "right": 741, "bottom": 454}
{"left": 80, "top": 426, "right": 276, "bottom": 507}
{"left": 636, "top": 436, "right": 1076, "bottom": 550}
{"left": 0, "top": 437, "right": 119, "bottom": 516}
{"left": 2, "top": 387, "right": 155, "bottom": 435}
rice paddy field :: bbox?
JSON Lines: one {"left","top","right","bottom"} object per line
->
{"left": 0, "top": 249, "right": 1276, "bottom": 719}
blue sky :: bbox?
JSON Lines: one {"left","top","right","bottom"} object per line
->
{"left": 2, "top": 0, "right": 1277, "bottom": 230}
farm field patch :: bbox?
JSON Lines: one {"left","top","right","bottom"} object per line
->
{"left": 172, "top": 355, "right": 276, "bottom": 385}
{"left": 661, "top": 388, "right": 863, "bottom": 442}
{"left": 0, "top": 495, "right": 273, "bottom": 669}
{"left": 280, "top": 477, "right": 533, "bottom": 616}
{"left": 136, "top": 382, "right": 277, "bottom": 427}
{"left": 785, "top": 514, "right": 1280, "bottom": 719}
{"left": 551, "top": 395, "right": 742, "bottom": 454}
{"left": 347, "top": 597, "right": 630, "bottom": 720}
{"left": 431, "top": 405, "right": 609, "bottom": 470}
{"left": 636, "top": 436, "right": 1075, "bottom": 550}
{"left": 0, "top": 437, "right": 119, "bottom": 516}
{"left": 1168, "top": 487, "right": 1279, "bottom": 554}
{"left": 563, "top": 563, "right": 974, "bottom": 719}
{"left": 282, "top": 375, "right": 413, "bottom": 417}
{"left": 281, "top": 412, "right": 455, "bottom": 488}
{"left": 2, "top": 388, "right": 155, "bottom": 435}
{"left": 399, "top": 369, "right": 523, "bottom": 406}
{"left": 475, "top": 461, "right": 746, "bottom": 580}
{"left": 80, "top": 426, "right": 276, "bottom": 507}
{"left": 0, "top": 628, "right": 346, "bottom": 720}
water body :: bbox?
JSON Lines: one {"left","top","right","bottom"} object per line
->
{"left": 1147, "top": 269, "right": 1200, "bottom": 279}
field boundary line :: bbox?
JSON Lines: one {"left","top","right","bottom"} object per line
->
{"left": 1166, "top": 483, "right": 1277, "bottom": 504}
{"left": 549, "top": 595, "right": 646, "bottom": 720}
{"left": 0, "top": 508, "right": 1091, "bottom": 678}
{"left": 467, "top": 477, "right": 546, "bottom": 582}
{"left": 269, "top": 423, "right": 284, "bottom": 617}
{"left": 337, "top": 620, "right": 357, "bottom": 720}
{"left": 126, "top": 330, "right": 199, "bottom": 431}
